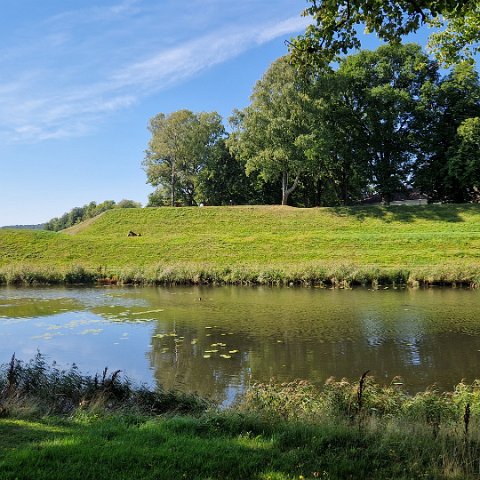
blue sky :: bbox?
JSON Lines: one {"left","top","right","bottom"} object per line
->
{"left": 0, "top": 0, "right": 310, "bottom": 225}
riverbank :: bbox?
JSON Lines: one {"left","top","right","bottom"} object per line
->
{"left": 0, "top": 355, "right": 479, "bottom": 479}
{"left": 1, "top": 262, "right": 480, "bottom": 287}
{"left": 2, "top": 204, "right": 480, "bottom": 287}
{"left": 1, "top": 411, "right": 476, "bottom": 479}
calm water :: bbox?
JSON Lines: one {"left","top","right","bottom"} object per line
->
{"left": 0, "top": 286, "right": 479, "bottom": 404}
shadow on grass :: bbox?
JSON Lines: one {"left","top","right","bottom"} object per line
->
{"left": 0, "top": 415, "right": 468, "bottom": 480}
{"left": 332, "top": 204, "right": 474, "bottom": 223}
{"left": 0, "top": 418, "right": 71, "bottom": 453}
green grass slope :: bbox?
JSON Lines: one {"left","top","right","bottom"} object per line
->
{"left": 1, "top": 204, "right": 480, "bottom": 285}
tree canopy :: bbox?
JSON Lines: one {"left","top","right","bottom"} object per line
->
{"left": 143, "top": 45, "right": 480, "bottom": 207}
{"left": 291, "top": 0, "right": 480, "bottom": 67}
{"left": 143, "top": 110, "right": 225, "bottom": 206}
{"left": 227, "top": 57, "right": 314, "bottom": 205}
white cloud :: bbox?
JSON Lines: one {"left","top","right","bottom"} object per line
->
{"left": 257, "top": 16, "right": 310, "bottom": 44}
{"left": 0, "top": 4, "right": 309, "bottom": 143}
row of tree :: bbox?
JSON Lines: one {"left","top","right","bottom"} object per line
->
{"left": 143, "top": 43, "right": 480, "bottom": 207}
{"left": 45, "top": 199, "right": 141, "bottom": 231}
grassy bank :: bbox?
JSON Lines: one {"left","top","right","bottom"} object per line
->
{"left": 1, "top": 356, "right": 479, "bottom": 479}
{"left": 1, "top": 412, "right": 477, "bottom": 480}
{"left": 2, "top": 204, "right": 480, "bottom": 286}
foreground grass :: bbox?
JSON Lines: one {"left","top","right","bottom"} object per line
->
{"left": 1, "top": 355, "right": 479, "bottom": 479}
{"left": 1, "top": 412, "right": 476, "bottom": 480}
{"left": 2, "top": 204, "right": 480, "bottom": 286}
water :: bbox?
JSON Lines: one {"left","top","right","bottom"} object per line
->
{"left": 0, "top": 285, "right": 479, "bottom": 404}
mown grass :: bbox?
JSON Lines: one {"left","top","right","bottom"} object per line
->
{"left": 2, "top": 204, "right": 480, "bottom": 286}
{"left": 1, "top": 356, "right": 480, "bottom": 479}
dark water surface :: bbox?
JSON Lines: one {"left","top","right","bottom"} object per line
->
{"left": 0, "top": 286, "right": 479, "bottom": 404}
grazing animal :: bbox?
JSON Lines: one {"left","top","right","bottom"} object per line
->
{"left": 127, "top": 230, "right": 141, "bottom": 237}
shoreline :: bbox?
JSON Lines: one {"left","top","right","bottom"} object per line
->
{"left": 1, "top": 263, "right": 480, "bottom": 288}
{"left": 1, "top": 355, "right": 479, "bottom": 479}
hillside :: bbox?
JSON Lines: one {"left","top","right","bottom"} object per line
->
{"left": 1, "top": 204, "right": 480, "bottom": 285}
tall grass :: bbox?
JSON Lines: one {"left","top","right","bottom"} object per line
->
{"left": 1, "top": 356, "right": 480, "bottom": 478}
{"left": 1, "top": 262, "right": 480, "bottom": 287}
{"left": 240, "top": 375, "right": 480, "bottom": 478}
{"left": 0, "top": 353, "right": 209, "bottom": 417}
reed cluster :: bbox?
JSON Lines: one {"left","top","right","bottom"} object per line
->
{"left": 1, "top": 262, "right": 480, "bottom": 287}
{"left": 0, "top": 353, "right": 209, "bottom": 417}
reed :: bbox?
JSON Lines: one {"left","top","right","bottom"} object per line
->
{"left": 1, "top": 262, "right": 480, "bottom": 287}
{"left": 1, "top": 355, "right": 479, "bottom": 479}
{"left": 0, "top": 353, "right": 209, "bottom": 417}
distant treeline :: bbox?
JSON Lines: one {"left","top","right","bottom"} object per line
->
{"left": 45, "top": 199, "right": 141, "bottom": 231}
{"left": 1, "top": 224, "right": 45, "bottom": 230}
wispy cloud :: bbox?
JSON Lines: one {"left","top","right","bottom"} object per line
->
{"left": 0, "top": 1, "right": 308, "bottom": 143}
{"left": 111, "top": 18, "right": 307, "bottom": 91}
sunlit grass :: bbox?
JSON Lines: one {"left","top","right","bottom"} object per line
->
{"left": 0, "top": 412, "right": 476, "bottom": 479}
{"left": 2, "top": 204, "right": 480, "bottom": 285}
{"left": 1, "top": 355, "right": 479, "bottom": 479}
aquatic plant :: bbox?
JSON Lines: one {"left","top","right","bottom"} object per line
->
{"left": 0, "top": 353, "right": 210, "bottom": 417}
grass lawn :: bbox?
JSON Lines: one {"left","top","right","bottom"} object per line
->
{"left": 0, "top": 413, "right": 474, "bottom": 480}
{"left": 1, "top": 204, "right": 480, "bottom": 285}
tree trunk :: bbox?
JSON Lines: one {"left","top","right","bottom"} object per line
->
{"left": 281, "top": 171, "right": 288, "bottom": 205}
{"left": 341, "top": 167, "right": 348, "bottom": 205}
{"left": 315, "top": 178, "right": 322, "bottom": 207}
{"left": 281, "top": 170, "right": 301, "bottom": 205}
{"left": 171, "top": 165, "right": 176, "bottom": 207}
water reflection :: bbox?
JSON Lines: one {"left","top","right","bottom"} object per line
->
{"left": 0, "top": 286, "right": 479, "bottom": 404}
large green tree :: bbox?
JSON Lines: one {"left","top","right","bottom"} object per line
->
{"left": 291, "top": 0, "right": 479, "bottom": 67}
{"left": 332, "top": 43, "right": 438, "bottom": 203}
{"left": 296, "top": 72, "right": 370, "bottom": 205}
{"left": 227, "top": 57, "right": 314, "bottom": 205}
{"left": 144, "top": 110, "right": 224, "bottom": 206}
{"left": 414, "top": 62, "right": 480, "bottom": 202}
{"left": 196, "top": 139, "right": 259, "bottom": 206}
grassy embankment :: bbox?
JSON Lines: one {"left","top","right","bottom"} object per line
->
{"left": 2, "top": 204, "right": 480, "bottom": 286}
{"left": 1, "top": 355, "right": 479, "bottom": 479}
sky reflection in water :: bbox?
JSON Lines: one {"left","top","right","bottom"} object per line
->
{"left": 0, "top": 286, "right": 479, "bottom": 404}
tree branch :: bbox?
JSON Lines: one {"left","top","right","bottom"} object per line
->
{"left": 286, "top": 171, "right": 302, "bottom": 197}
{"left": 403, "top": 0, "right": 428, "bottom": 22}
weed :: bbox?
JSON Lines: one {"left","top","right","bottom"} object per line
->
{"left": 0, "top": 353, "right": 210, "bottom": 417}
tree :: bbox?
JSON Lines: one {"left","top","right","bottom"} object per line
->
{"left": 146, "top": 187, "right": 170, "bottom": 207}
{"left": 428, "top": 7, "right": 480, "bottom": 66}
{"left": 448, "top": 117, "right": 480, "bottom": 200}
{"left": 330, "top": 43, "right": 438, "bottom": 203}
{"left": 414, "top": 62, "right": 480, "bottom": 202}
{"left": 295, "top": 72, "right": 370, "bottom": 205}
{"left": 143, "top": 110, "right": 224, "bottom": 206}
{"left": 44, "top": 199, "right": 139, "bottom": 231}
{"left": 227, "top": 57, "right": 313, "bottom": 205}
{"left": 115, "top": 199, "right": 142, "bottom": 209}
{"left": 196, "top": 139, "right": 257, "bottom": 205}
{"left": 291, "top": 0, "right": 479, "bottom": 68}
